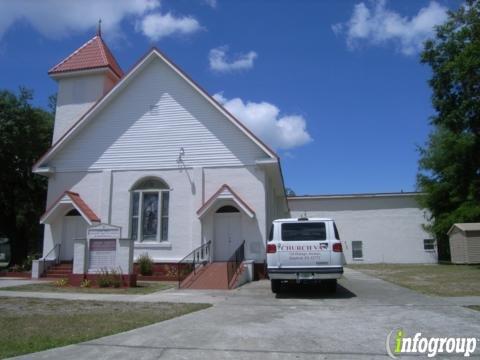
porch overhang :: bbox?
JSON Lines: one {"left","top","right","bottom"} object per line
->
{"left": 197, "top": 184, "right": 255, "bottom": 219}
{"left": 40, "top": 191, "right": 100, "bottom": 225}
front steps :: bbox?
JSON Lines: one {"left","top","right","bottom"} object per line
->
{"left": 44, "top": 262, "right": 72, "bottom": 278}
{"left": 180, "top": 262, "right": 245, "bottom": 290}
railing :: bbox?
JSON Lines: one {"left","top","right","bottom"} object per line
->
{"left": 177, "top": 240, "right": 212, "bottom": 287}
{"left": 43, "top": 243, "right": 61, "bottom": 264}
{"left": 42, "top": 243, "right": 61, "bottom": 275}
{"left": 226, "top": 240, "right": 245, "bottom": 288}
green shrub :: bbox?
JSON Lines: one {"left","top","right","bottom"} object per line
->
{"left": 97, "top": 268, "right": 112, "bottom": 288}
{"left": 54, "top": 278, "right": 68, "bottom": 287}
{"left": 21, "top": 254, "right": 40, "bottom": 271}
{"left": 97, "top": 267, "right": 123, "bottom": 288}
{"left": 8, "top": 264, "right": 23, "bottom": 273}
{"left": 137, "top": 253, "right": 153, "bottom": 276}
{"left": 110, "top": 268, "right": 122, "bottom": 288}
{"left": 80, "top": 279, "right": 92, "bottom": 288}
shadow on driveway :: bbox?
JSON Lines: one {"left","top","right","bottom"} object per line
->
{"left": 275, "top": 283, "right": 356, "bottom": 299}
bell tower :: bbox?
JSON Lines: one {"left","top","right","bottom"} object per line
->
{"left": 48, "top": 22, "right": 123, "bottom": 143}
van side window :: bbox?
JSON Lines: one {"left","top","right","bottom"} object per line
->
{"left": 333, "top": 223, "right": 340, "bottom": 240}
{"left": 268, "top": 225, "right": 274, "bottom": 242}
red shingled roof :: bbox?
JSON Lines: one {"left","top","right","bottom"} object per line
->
{"left": 40, "top": 191, "right": 100, "bottom": 224}
{"left": 65, "top": 191, "right": 100, "bottom": 222}
{"left": 48, "top": 35, "right": 123, "bottom": 78}
{"left": 197, "top": 184, "right": 255, "bottom": 217}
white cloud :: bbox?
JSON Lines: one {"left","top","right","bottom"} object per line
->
{"left": 214, "top": 93, "right": 312, "bottom": 150}
{"left": 0, "top": 0, "right": 158, "bottom": 41}
{"left": 209, "top": 46, "right": 257, "bottom": 72}
{"left": 0, "top": 0, "right": 202, "bottom": 42}
{"left": 204, "top": 0, "right": 217, "bottom": 8}
{"left": 333, "top": 0, "right": 448, "bottom": 55}
{"left": 137, "top": 12, "right": 201, "bottom": 41}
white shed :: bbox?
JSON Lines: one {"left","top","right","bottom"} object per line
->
{"left": 448, "top": 223, "right": 480, "bottom": 264}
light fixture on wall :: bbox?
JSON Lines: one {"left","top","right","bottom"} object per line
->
{"left": 177, "top": 147, "right": 185, "bottom": 164}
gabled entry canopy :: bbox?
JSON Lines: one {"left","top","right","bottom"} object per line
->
{"left": 197, "top": 184, "right": 255, "bottom": 219}
{"left": 40, "top": 191, "right": 100, "bottom": 225}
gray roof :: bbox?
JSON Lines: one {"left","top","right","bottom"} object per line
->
{"left": 448, "top": 223, "right": 480, "bottom": 234}
{"left": 288, "top": 192, "right": 423, "bottom": 200}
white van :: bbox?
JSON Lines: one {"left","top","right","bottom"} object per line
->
{"left": 266, "top": 217, "right": 344, "bottom": 293}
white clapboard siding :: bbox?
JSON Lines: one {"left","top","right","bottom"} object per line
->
{"left": 50, "top": 57, "right": 267, "bottom": 171}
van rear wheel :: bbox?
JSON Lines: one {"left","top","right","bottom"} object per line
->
{"left": 324, "top": 279, "right": 337, "bottom": 293}
{"left": 271, "top": 280, "right": 281, "bottom": 293}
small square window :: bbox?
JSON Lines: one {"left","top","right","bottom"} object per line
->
{"left": 352, "top": 241, "right": 363, "bottom": 259}
{"left": 424, "top": 239, "right": 435, "bottom": 251}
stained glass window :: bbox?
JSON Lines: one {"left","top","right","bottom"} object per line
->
{"left": 130, "top": 178, "right": 170, "bottom": 242}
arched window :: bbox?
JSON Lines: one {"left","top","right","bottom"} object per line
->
{"left": 131, "top": 177, "right": 170, "bottom": 242}
{"left": 66, "top": 209, "right": 81, "bottom": 216}
{"left": 216, "top": 205, "right": 240, "bottom": 213}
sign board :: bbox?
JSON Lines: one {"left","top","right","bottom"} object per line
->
{"left": 89, "top": 239, "right": 116, "bottom": 271}
{"left": 87, "top": 224, "right": 121, "bottom": 239}
{"left": 87, "top": 224, "right": 121, "bottom": 273}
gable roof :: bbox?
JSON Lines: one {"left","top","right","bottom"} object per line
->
{"left": 40, "top": 191, "right": 100, "bottom": 225}
{"left": 448, "top": 223, "right": 480, "bottom": 235}
{"left": 48, "top": 35, "right": 123, "bottom": 78}
{"left": 197, "top": 184, "right": 255, "bottom": 218}
{"left": 34, "top": 47, "right": 277, "bottom": 172}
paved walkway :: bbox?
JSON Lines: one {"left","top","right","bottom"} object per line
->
{"left": 0, "top": 278, "right": 45, "bottom": 288}
{"left": 5, "top": 269, "right": 480, "bottom": 359}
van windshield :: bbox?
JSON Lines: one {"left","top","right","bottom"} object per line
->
{"left": 281, "top": 222, "right": 326, "bottom": 241}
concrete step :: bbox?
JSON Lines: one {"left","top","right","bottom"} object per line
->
{"left": 48, "top": 266, "right": 72, "bottom": 270}
{"left": 46, "top": 269, "right": 72, "bottom": 275}
{"left": 45, "top": 273, "right": 70, "bottom": 278}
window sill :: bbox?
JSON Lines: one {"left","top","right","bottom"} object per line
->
{"left": 352, "top": 258, "right": 364, "bottom": 261}
{"left": 134, "top": 241, "right": 172, "bottom": 250}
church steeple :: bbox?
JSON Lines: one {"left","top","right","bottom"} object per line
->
{"left": 48, "top": 28, "right": 123, "bottom": 78}
{"left": 48, "top": 25, "right": 124, "bottom": 143}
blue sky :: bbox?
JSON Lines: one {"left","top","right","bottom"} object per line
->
{"left": 0, "top": 0, "right": 462, "bottom": 195}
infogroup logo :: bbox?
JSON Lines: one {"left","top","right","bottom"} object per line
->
{"left": 386, "top": 329, "right": 478, "bottom": 358}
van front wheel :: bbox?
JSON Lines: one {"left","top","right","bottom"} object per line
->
{"left": 271, "top": 280, "right": 281, "bottom": 293}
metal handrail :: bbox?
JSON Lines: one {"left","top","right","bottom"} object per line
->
{"left": 42, "top": 243, "right": 61, "bottom": 274}
{"left": 177, "top": 240, "right": 212, "bottom": 286}
{"left": 226, "top": 240, "right": 245, "bottom": 288}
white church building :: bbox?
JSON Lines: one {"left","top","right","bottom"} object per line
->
{"left": 33, "top": 33, "right": 436, "bottom": 283}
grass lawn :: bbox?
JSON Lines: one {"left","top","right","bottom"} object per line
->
{"left": 348, "top": 263, "right": 480, "bottom": 297}
{"left": 0, "top": 281, "right": 174, "bottom": 295}
{"left": 0, "top": 297, "right": 210, "bottom": 359}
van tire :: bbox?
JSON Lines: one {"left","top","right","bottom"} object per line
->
{"left": 271, "top": 280, "right": 281, "bottom": 293}
{"left": 325, "top": 279, "right": 337, "bottom": 293}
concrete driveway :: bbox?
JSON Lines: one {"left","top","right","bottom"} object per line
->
{"left": 12, "top": 268, "right": 480, "bottom": 359}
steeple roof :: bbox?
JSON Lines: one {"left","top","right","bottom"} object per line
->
{"left": 48, "top": 34, "right": 123, "bottom": 78}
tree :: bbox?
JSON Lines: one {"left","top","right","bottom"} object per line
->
{"left": 0, "top": 88, "right": 53, "bottom": 264}
{"left": 285, "top": 187, "right": 296, "bottom": 196}
{"left": 418, "top": 0, "right": 480, "bottom": 260}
